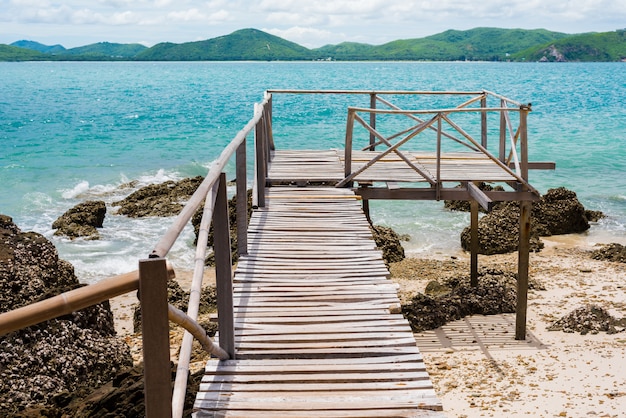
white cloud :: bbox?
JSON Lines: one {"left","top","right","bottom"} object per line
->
{"left": 2, "top": 0, "right": 625, "bottom": 48}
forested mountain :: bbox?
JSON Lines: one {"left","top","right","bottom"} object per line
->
{"left": 2, "top": 27, "right": 624, "bottom": 62}
{"left": 135, "top": 29, "right": 310, "bottom": 60}
{"left": 512, "top": 29, "right": 626, "bottom": 62}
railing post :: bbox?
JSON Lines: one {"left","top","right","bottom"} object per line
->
{"left": 139, "top": 257, "right": 172, "bottom": 418}
{"left": 481, "top": 95, "right": 488, "bottom": 148}
{"left": 255, "top": 104, "right": 266, "bottom": 208}
{"left": 236, "top": 140, "right": 248, "bottom": 256}
{"left": 344, "top": 109, "right": 355, "bottom": 187}
{"left": 520, "top": 106, "right": 529, "bottom": 182}
{"left": 266, "top": 92, "right": 275, "bottom": 152}
{"left": 499, "top": 99, "right": 506, "bottom": 162}
{"left": 369, "top": 93, "right": 376, "bottom": 151}
{"left": 435, "top": 113, "right": 442, "bottom": 200}
{"left": 214, "top": 173, "right": 235, "bottom": 358}
{"left": 516, "top": 199, "right": 531, "bottom": 340}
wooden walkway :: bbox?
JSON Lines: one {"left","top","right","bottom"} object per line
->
{"left": 194, "top": 187, "right": 444, "bottom": 417}
{"left": 266, "top": 149, "right": 517, "bottom": 185}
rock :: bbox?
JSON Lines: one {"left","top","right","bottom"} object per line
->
{"left": 547, "top": 304, "right": 626, "bottom": 335}
{"left": 532, "top": 187, "right": 591, "bottom": 236}
{"left": 113, "top": 176, "right": 204, "bottom": 217}
{"left": 371, "top": 225, "right": 405, "bottom": 265}
{"left": 460, "top": 187, "right": 601, "bottom": 255}
{"left": 52, "top": 200, "right": 106, "bottom": 240}
{"left": 460, "top": 201, "right": 545, "bottom": 255}
{"left": 0, "top": 215, "right": 133, "bottom": 414}
{"left": 424, "top": 280, "right": 452, "bottom": 296}
{"left": 402, "top": 268, "right": 518, "bottom": 332}
{"left": 590, "top": 243, "right": 626, "bottom": 263}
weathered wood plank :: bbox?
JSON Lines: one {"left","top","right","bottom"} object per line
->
{"left": 196, "top": 186, "right": 442, "bottom": 416}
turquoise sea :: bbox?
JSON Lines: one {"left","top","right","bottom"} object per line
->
{"left": 1, "top": 61, "right": 625, "bottom": 283}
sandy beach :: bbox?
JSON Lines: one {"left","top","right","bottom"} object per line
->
{"left": 110, "top": 236, "right": 625, "bottom": 417}
{"left": 395, "top": 237, "right": 626, "bottom": 418}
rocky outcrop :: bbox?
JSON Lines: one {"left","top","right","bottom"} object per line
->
{"left": 52, "top": 200, "right": 106, "bottom": 240}
{"left": 460, "top": 187, "right": 601, "bottom": 255}
{"left": 548, "top": 305, "right": 626, "bottom": 335}
{"left": 371, "top": 225, "right": 406, "bottom": 265}
{"left": 590, "top": 243, "right": 626, "bottom": 263}
{"left": 0, "top": 215, "right": 133, "bottom": 414}
{"left": 402, "top": 269, "right": 518, "bottom": 332}
{"left": 113, "top": 176, "right": 204, "bottom": 217}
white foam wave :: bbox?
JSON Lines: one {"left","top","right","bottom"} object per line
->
{"left": 61, "top": 180, "right": 90, "bottom": 199}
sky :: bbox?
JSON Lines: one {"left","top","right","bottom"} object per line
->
{"left": 1, "top": 0, "right": 625, "bottom": 49}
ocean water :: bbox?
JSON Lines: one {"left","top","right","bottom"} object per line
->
{"left": 1, "top": 61, "right": 625, "bottom": 283}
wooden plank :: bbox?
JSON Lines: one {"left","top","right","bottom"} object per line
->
{"left": 198, "top": 185, "right": 443, "bottom": 416}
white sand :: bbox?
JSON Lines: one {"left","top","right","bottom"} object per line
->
{"left": 409, "top": 238, "right": 626, "bottom": 417}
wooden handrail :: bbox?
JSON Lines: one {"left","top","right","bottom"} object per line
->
{"left": 151, "top": 95, "right": 271, "bottom": 259}
{"left": 0, "top": 265, "right": 175, "bottom": 336}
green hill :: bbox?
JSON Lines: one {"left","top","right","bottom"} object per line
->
{"left": 0, "top": 44, "right": 48, "bottom": 61}
{"left": 315, "top": 28, "right": 570, "bottom": 61}
{"left": 11, "top": 40, "right": 66, "bottom": 54}
{"left": 512, "top": 29, "right": 626, "bottom": 62}
{"left": 61, "top": 42, "right": 148, "bottom": 60}
{"left": 2, "top": 27, "right": 625, "bottom": 62}
{"left": 136, "top": 28, "right": 312, "bottom": 61}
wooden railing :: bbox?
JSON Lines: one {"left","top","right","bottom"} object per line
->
{"left": 0, "top": 92, "right": 275, "bottom": 418}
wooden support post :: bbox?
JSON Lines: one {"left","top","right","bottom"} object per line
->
{"left": 499, "top": 100, "right": 506, "bottom": 162}
{"left": 369, "top": 93, "right": 376, "bottom": 150}
{"left": 255, "top": 104, "right": 266, "bottom": 207}
{"left": 139, "top": 257, "right": 172, "bottom": 418}
{"left": 470, "top": 199, "right": 479, "bottom": 287}
{"left": 236, "top": 140, "right": 248, "bottom": 256}
{"left": 214, "top": 173, "right": 235, "bottom": 358}
{"left": 343, "top": 109, "right": 355, "bottom": 187}
{"left": 481, "top": 95, "right": 488, "bottom": 148}
{"left": 520, "top": 107, "right": 529, "bottom": 182}
{"left": 516, "top": 200, "right": 531, "bottom": 340}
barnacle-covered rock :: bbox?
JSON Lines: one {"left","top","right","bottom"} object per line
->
{"left": 548, "top": 304, "right": 626, "bottom": 335}
{"left": 590, "top": 243, "right": 626, "bottom": 263}
{"left": 402, "top": 268, "right": 518, "bottom": 332}
{"left": 460, "top": 187, "right": 601, "bottom": 255}
{"left": 113, "top": 176, "right": 204, "bottom": 217}
{"left": 52, "top": 200, "right": 106, "bottom": 240}
{"left": 0, "top": 215, "right": 132, "bottom": 414}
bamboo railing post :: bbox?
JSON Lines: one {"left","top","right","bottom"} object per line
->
{"left": 236, "top": 140, "right": 248, "bottom": 256}
{"left": 481, "top": 95, "right": 488, "bottom": 148}
{"left": 520, "top": 106, "right": 529, "bottom": 181}
{"left": 254, "top": 104, "right": 266, "bottom": 208}
{"left": 139, "top": 257, "right": 172, "bottom": 418}
{"left": 214, "top": 173, "right": 235, "bottom": 358}
{"left": 499, "top": 99, "right": 507, "bottom": 162}
{"left": 369, "top": 93, "right": 377, "bottom": 150}
{"left": 470, "top": 199, "right": 479, "bottom": 287}
{"left": 265, "top": 92, "right": 275, "bottom": 152}
{"left": 516, "top": 199, "right": 532, "bottom": 340}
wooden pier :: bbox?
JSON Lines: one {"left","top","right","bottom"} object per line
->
{"left": 194, "top": 187, "right": 444, "bottom": 416}
{"left": 0, "top": 90, "right": 553, "bottom": 417}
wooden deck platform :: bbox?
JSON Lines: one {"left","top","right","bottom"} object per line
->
{"left": 267, "top": 149, "right": 517, "bottom": 185}
{"left": 194, "top": 187, "right": 444, "bottom": 417}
